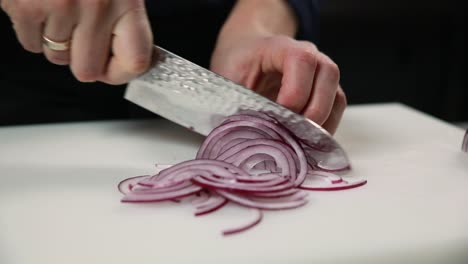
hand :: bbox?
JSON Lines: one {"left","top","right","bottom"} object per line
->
{"left": 210, "top": 35, "right": 347, "bottom": 135}
{"left": 1, "top": 0, "right": 153, "bottom": 84}
{"left": 210, "top": 0, "right": 346, "bottom": 134}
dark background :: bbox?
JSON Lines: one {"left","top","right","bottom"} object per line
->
{"left": 319, "top": 0, "right": 466, "bottom": 122}
{"left": 0, "top": 0, "right": 466, "bottom": 125}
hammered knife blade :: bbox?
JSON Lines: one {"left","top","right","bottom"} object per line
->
{"left": 125, "top": 46, "right": 350, "bottom": 168}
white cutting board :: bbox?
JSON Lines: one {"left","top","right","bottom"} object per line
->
{"left": 1, "top": 103, "right": 467, "bottom": 264}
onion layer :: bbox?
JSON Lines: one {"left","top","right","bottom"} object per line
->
{"left": 462, "top": 129, "right": 468, "bottom": 153}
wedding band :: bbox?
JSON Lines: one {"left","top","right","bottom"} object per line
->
{"left": 42, "top": 35, "right": 71, "bottom": 51}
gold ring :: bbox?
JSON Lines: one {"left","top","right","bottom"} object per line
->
{"left": 42, "top": 35, "right": 71, "bottom": 51}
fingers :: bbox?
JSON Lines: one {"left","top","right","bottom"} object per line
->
{"left": 4, "top": 0, "right": 152, "bottom": 84}
{"left": 302, "top": 54, "right": 340, "bottom": 125}
{"left": 99, "top": 8, "right": 153, "bottom": 85}
{"left": 322, "top": 86, "right": 347, "bottom": 135}
{"left": 258, "top": 36, "right": 344, "bottom": 131}
{"left": 276, "top": 47, "right": 317, "bottom": 113}
{"left": 42, "top": 0, "right": 77, "bottom": 65}
{"left": 70, "top": 1, "right": 114, "bottom": 82}
{"left": 7, "top": 1, "right": 45, "bottom": 53}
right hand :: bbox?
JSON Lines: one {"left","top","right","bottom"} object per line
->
{"left": 0, "top": 0, "right": 153, "bottom": 85}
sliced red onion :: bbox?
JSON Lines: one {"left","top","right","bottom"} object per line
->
{"left": 239, "top": 154, "right": 275, "bottom": 171}
{"left": 299, "top": 171, "right": 367, "bottom": 191}
{"left": 197, "top": 122, "right": 281, "bottom": 159}
{"left": 235, "top": 172, "right": 281, "bottom": 182}
{"left": 154, "top": 164, "right": 174, "bottom": 172}
{"left": 462, "top": 129, "right": 468, "bottom": 153}
{"left": 192, "top": 175, "right": 293, "bottom": 193}
{"left": 303, "top": 145, "right": 351, "bottom": 172}
{"left": 122, "top": 184, "right": 202, "bottom": 203}
{"left": 221, "top": 145, "right": 295, "bottom": 179}
{"left": 191, "top": 191, "right": 210, "bottom": 206}
{"left": 249, "top": 190, "right": 308, "bottom": 203}
{"left": 216, "top": 190, "right": 308, "bottom": 210}
{"left": 222, "top": 209, "right": 263, "bottom": 236}
{"left": 217, "top": 139, "right": 297, "bottom": 177}
{"left": 307, "top": 171, "right": 344, "bottom": 184}
{"left": 132, "top": 181, "right": 194, "bottom": 194}
{"left": 153, "top": 160, "right": 249, "bottom": 181}
{"left": 210, "top": 130, "right": 270, "bottom": 158}
{"left": 194, "top": 195, "right": 228, "bottom": 216}
{"left": 118, "top": 175, "right": 149, "bottom": 195}
{"left": 118, "top": 112, "right": 365, "bottom": 236}
{"left": 221, "top": 115, "right": 308, "bottom": 186}
{"left": 250, "top": 188, "right": 301, "bottom": 198}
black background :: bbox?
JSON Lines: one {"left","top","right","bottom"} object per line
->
{"left": 319, "top": 0, "right": 466, "bottom": 122}
{"left": 0, "top": 0, "right": 465, "bottom": 125}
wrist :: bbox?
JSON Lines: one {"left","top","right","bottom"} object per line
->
{"left": 216, "top": 0, "right": 298, "bottom": 46}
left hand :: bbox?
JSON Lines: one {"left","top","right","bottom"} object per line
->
{"left": 210, "top": 35, "right": 347, "bottom": 135}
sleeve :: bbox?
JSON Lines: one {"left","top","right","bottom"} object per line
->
{"left": 285, "top": 0, "right": 320, "bottom": 42}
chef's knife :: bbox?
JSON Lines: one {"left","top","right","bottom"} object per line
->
{"left": 125, "top": 46, "right": 350, "bottom": 168}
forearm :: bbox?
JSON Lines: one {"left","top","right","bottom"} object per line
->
{"left": 217, "top": 0, "right": 298, "bottom": 43}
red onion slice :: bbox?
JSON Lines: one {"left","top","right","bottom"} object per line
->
{"left": 239, "top": 154, "right": 275, "bottom": 171}
{"left": 191, "top": 191, "right": 211, "bottom": 206}
{"left": 194, "top": 195, "right": 228, "bottom": 216}
{"left": 118, "top": 175, "right": 149, "bottom": 195}
{"left": 299, "top": 171, "right": 367, "bottom": 191}
{"left": 132, "top": 181, "right": 194, "bottom": 194}
{"left": 192, "top": 175, "right": 294, "bottom": 193}
{"left": 250, "top": 188, "right": 301, "bottom": 198}
{"left": 122, "top": 185, "right": 202, "bottom": 203}
{"left": 217, "top": 139, "right": 297, "bottom": 179}
{"left": 303, "top": 145, "right": 351, "bottom": 172}
{"left": 216, "top": 190, "right": 308, "bottom": 210}
{"left": 221, "top": 115, "right": 308, "bottom": 186}
{"left": 462, "top": 130, "right": 468, "bottom": 153}
{"left": 153, "top": 160, "right": 249, "bottom": 181}
{"left": 222, "top": 209, "right": 263, "bottom": 236}
{"left": 307, "top": 171, "right": 343, "bottom": 184}
{"left": 154, "top": 164, "right": 174, "bottom": 172}
{"left": 197, "top": 122, "right": 281, "bottom": 159}
{"left": 249, "top": 190, "right": 308, "bottom": 203}
{"left": 211, "top": 130, "right": 269, "bottom": 158}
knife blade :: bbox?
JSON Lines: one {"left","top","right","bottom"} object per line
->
{"left": 125, "top": 46, "right": 350, "bottom": 168}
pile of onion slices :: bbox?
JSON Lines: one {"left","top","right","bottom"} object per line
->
{"left": 118, "top": 112, "right": 367, "bottom": 235}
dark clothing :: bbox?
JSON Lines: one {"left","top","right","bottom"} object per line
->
{"left": 0, "top": 1, "right": 319, "bottom": 126}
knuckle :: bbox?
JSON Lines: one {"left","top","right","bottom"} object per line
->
{"left": 1, "top": 0, "right": 8, "bottom": 12}
{"left": 85, "top": 0, "right": 111, "bottom": 14}
{"left": 336, "top": 87, "right": 348, "bottom": 109}
{"left": 320, "top": 55, "right": 340, "bottom": 82}
{"left": 260, "top": 35, "right": 292, "bottom": 51}
{"left": 326, "top": 61, "right": 341, "bottom": 82}
{"left": 13, "top": 0, "right": 42, "bottom": 21}
{"left": 125, "top": 0, "right": 145, "bottom": 9}
{"left": 45, "top": 52, "right": 70, "bottom": 65}
{"left": 73, "top": 68, "right": 99, "bottom": 82}
{"left": 50, "top": 0, "right": 76, "bottom": 11}
{"left": 307, "top": 106, "right": 328, "bottom": 124}
{"left": 126, "top": 55, "right": 151, "bottom": 74}
{"left": 289, "top": 47, "right": 318, "bottom": 68}
{"left": 268, "top": 35, "right": 290, "bottom": 44}
{"left": 22, "top": 42, "right": 42, "bottom": 53}
{"left": 279, "top": 91, "right": 304, "bottom": 113}
{"left": 298, "top": 40, "right": 318, "bottom": 52}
